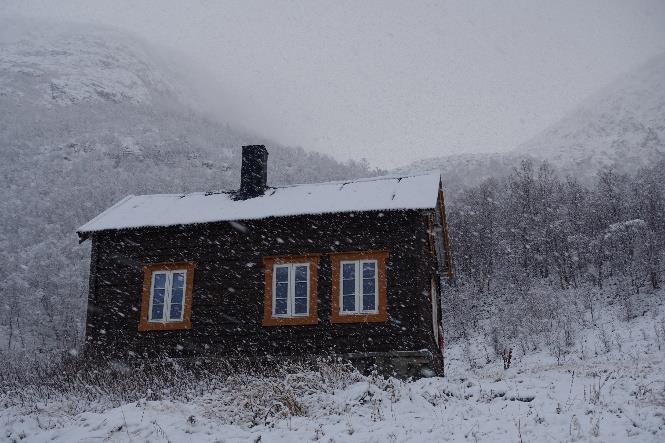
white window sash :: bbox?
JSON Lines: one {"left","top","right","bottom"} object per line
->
{"left": 339, "top": 260, "right": 358, "bottom": 314}
{"left": 167, "top": 270, "right": 187, "bottom": 322}
{"left": 272, "top": 263, "right": 310, "bottom": 318}
{"left": 148, "top": 269, "right": 187, "bottom": 323}
{"left": 291, "top": 263, "right": 310, "bottom": 317}
{"left": 360, "top": 259, "right": 379, "bottom": 314}
{"left": 339, "top": 259, "right": 379, "bottom": 315}
{"left": 272, "top": 264, "right": 290, "bottom": 318}
{"left": 148, "top": 271, "right": 167, "bottom": 322}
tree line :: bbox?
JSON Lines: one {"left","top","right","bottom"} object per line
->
{"left": 448, "top": 159, "right": 665, "bottom": 296}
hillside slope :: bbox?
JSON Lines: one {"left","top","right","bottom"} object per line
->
{"left": 0, "top": 19, "right": 372, "bottom": 352}
{"left": 394, "top": 151, "right": 530, "bottom": 197}
{"left": 517, "top": 53, "right": 665, "bottom": 172}
{"left": 397, "top": 53, "right": 665, "bottom": 195}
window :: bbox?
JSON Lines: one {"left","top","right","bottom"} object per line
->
{"left": 263, "top": 254, "right": 319, "bottom": 326}
{"left": 273, "top": 263, "right": 310, "bottom": 317}
{"left": 149, "top": 270, "right": 186, "bottom": 322}
{"left": 340, "top": 260, "right": 378, "bottom": 314}
{"left": 139, "top": 263, "right": 195, "bottom": 331}
{"left": 331, "top": 251, "right": 388, "bottom": 323}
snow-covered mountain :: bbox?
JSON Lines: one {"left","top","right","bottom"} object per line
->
{"left": 0, "top": 19, "right": 372, "bottom": 351}
{"left": 0, "top": 22, "right": 178, "bottom": 107}
{"left": 517, "top": 53, "right": 665, "bottom": 172}
{"left": 397, "top": 53, "right": 665, "bottom": 194}
{"left": 394, "top": 151, "right": 530, "bottom": 196}
{"left": 0, "top": 19, "right": 372, "bottom": 184}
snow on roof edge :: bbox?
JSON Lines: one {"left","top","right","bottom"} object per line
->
{"left": 78, "top": 206, "right": 431, "bottom": 236}
{"left": 77, "top": 195, "right": 134, "bottom": 239}
{"left": 77, "top": 172, "right": 442, "bottom": 236}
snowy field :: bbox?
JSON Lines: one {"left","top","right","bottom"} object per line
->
{"left": 2, "top": 295, "right": 665, "bottom": 443}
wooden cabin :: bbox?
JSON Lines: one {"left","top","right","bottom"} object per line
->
{"left": 77, "top": 145, "right": 453, "bottom": 376}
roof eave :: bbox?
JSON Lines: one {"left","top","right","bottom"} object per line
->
{"left": 77, "top": 231, "right": 90, "bottom": 243}
{"left": 74, "top": 206, "right": 437, "bottom": 237}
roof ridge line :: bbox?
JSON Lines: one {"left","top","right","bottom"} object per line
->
{"left": 271, "top": 171, "right": 440, "bottom": 190}
{"left": 110, "top": 172, "right": 441, "bottom": 200}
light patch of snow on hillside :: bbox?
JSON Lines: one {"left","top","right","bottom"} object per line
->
{"left": 2, "top": 297, "right": 664, "bottom": 442}
{"left": 517, "top": 54, "right": 665, "bottom": 171}
{"left": 395, "top": 54, "right": 665, "bottom": 192}
{"left": 0, "top": 21, "right": 178, "bottom": 107}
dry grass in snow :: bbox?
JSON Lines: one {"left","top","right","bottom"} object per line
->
{"left": 2, "top": 294, "right": 665, "bottom": 442}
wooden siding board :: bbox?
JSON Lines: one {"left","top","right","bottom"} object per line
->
{"left": 85, "top": 210, "right": 439, "bottom": 360}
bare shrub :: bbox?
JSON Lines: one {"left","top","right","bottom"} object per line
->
{"left": 581, "top": 289, "right": 598, "bottom": 324}
{"left": 597, "top": 328, "right": 611, "bottom": 355}
{"left": 489, "top": 326, "right": 501, "bottom": 357}
{"left": 462, "top": 338, "right": 479, "bottom": 370}
{"left": 547, "top": 329, "right": 568, "bottom": 366}
{"left": 621, "top": 290, "right": 635, "bottom": 321}
{"left": 654, "top": 318, "right": 665, "bottom": 351}
{"left": 587, "top": 372, "right": 612, "bottom": 406}
{"left": 589, "top": 417, "right": 600, "bottom": 437}
{"left": 614, "top": 332, "right": 623, "bottom": 353}
{"left": 501, "top": 348, "right": 512, "bottom": 370}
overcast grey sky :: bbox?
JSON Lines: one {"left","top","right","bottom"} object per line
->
{"left": 4, "top": 0, "right": 665, "bottom": 168}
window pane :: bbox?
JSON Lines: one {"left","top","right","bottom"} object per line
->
{"left": 170, "top": 287, "right": 184, "bottom": 304}
{"left": 342, "top": 263, "right": 355, "bottom": 280}
{"left": 172, "top": 272, "right": 185, "bottom": 289}
{"left": 152, "top": 288, "right": 165, "bottom": 305}
{"left": 363, "top": 293, "right": 376, "bottom": 311}
{"left": 151, "top": 303, "right": 164, "bottom": 320}
{"left": 295, "top": 281, "right": 308, "bottom": 299}
{"left": 342, "top": 294, "right": 356, "bottom": 312}
{"left": 294, "top": 297, "right": 308, "bottom": 314}
{"left": 275, "top": 266, "right": 289, "bottom": 283}
{"left": 154, "top": 273, "right": 167, "bottom": 289}
{"left": 363, "top": 278, "right": 376, "bottom": 297}
{"left": 342, "top": 278, "right": 355, "bottom": 296}
{"left": 275, "top": 298, "right": 288, "bottom": 315}
{"left": 276, "top": 282, "right": 288, "bottom": 299}
{"left": 362, "top": 262, "right": 376, "bottom": 278}
{"left": 169, "top": 303, "right": 183, "bottom": 320}
{"left": 294, "top": 265, "right": 308, "bottom": 282}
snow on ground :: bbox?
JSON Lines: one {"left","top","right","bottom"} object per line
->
{"left": 2, "top": 297, "right": 665, "bottom": 442}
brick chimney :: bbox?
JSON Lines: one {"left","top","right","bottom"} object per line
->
{"left": 238, "top": 145, "right": 268, "bottom": 199}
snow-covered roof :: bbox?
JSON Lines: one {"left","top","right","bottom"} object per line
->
{"left": 77, "top": 172, "right": 441, "bottom": 235}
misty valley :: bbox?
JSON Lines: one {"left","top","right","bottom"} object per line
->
{"left": 1, "top": 12, "right": 665, "bottom": 443}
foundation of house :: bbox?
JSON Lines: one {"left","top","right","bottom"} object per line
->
{"left": 337, "top": 350, "right": 444, "bottom": 378}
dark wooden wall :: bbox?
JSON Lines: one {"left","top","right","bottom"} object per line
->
{"left": 85, "top": 209, "right": 442, "bottom": 362}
